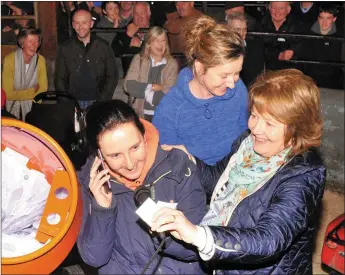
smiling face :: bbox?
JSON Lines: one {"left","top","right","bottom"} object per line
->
{"left": 72, "top": 10, "right": 94, "bottom": 40}
{"left": 148, "top": 33, "right": 167, "bottom": 59}
{"left": 133, "top": 3, "right": 150, "bottom": 28}
{"left": 248, "top": 106, "right": 287, "bottom": 157}
{"left": 104, "top": 2, "right": 119, "bottom": 22}
{"left": 22, "top": 34, "right": 40, "bottom": 58}
{"left": 318, "top": 12, "right": 336, "bottom": 33}
{"left": 98, "top": 122, "right": 147, "bottom": 181}
{"left": 269, "top": 2, "right": 291, "bottom": 24}
{"left": 196, "top": 56, "right": 244, "bottom": 96}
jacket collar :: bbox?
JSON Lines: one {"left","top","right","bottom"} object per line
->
{"left": 72, "top": 33, "right": 97, "bottom": 48}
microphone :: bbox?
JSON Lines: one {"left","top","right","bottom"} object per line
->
{"left": 134, "top": 185, "right": 166, "bottom": 241}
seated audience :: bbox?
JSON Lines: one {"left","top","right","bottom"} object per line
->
{"left": 1, "top": 2, "right": 35, "bottom": 45}
{"left": 291, "top": 1, "right": 319, "bottom": 30}
{"left": 227, "top": 12, "right": 265, "bottom": 87}
{"left": 302, "top": 4, "right": 343, "bottom": 89}
{"left": 153, "top": 16, "right": 248, "bottom": 165}
{"left": 152, "top": 69, "right": 326, "bottom": 275}
{"left": 164, "top": 1, "right": 203, "bottom": 54}
{"left": 77, "top": 100, "right": 207, "bottom": 274}
{"left": 2, "top": 28, "right": 48, "bottom": 120}
{"left": 112, "top": 2, "right": 151, "bottom": 74}
{"left": 124, "top": 26, "right": 178, "bottom": 121}
{"left": 261, "top": 1, "right": 305, "bottom": 70}
{"left": 55, "top": 10, "right": 118, "bottom": 110}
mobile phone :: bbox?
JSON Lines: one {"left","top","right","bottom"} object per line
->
{"left": 97, "top": 149, "right": 112, "bottom": 194}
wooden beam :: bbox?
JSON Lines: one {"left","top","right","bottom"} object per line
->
{"left": 37, "top": 1, "right": 57, "bottom": 60}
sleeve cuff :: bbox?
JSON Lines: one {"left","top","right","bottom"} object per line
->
{"left": 193, "top": 226, "right": 215, "bottom": 261}
{"left": 91, "top": 197, "right": 117, "bottom": 218}
{"left": 144, "top": 84, "right": 154, "bottom": 106}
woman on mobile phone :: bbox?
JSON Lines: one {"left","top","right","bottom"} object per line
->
{"left": 77, "top": 100, "right": 207, "bottom": 274}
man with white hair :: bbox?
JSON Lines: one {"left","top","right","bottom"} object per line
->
{"left": 261, "top": 1, "right": 305, "bottom": 70}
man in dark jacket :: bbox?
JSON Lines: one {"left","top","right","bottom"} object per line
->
{"left": 261, "top": 1, "right": 305, "bottom": 70}
{"left": 55, "top": 9, "right": 118, "bottom": 109}
{"left": 301, "top": 4, "right": 343, "bottom": 89}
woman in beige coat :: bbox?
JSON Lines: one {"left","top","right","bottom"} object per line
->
{"left": 124, "top": 26, "right": 178, "bottom": 121}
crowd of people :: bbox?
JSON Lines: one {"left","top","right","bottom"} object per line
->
{"left": 0, "top": 1, "right": 338, "bottom": 274}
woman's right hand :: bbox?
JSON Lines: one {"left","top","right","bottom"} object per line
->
{"left": 89, "top": 157, "right": 112, "bottom": 208}
{"left": 161, "top": 144, "right": 195, "bottom": 162}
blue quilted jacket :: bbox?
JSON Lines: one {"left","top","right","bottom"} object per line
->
{"left": 197, "top": 131, "right": 326, "bottom": 275}
{"left": 77, "top": 147, "right": 207, "bottom": 274}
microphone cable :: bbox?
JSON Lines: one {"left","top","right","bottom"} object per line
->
{"left": 140, "top": 238, "right": 166, "bottom": 275}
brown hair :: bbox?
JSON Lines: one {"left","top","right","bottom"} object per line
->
{"left": 17, "top": 28, "right": 41, "bottom": 48}
{"left": 249, "top": 69, "right": 323, "bottom": 158}
{"left": 182, "top": 15, "right": 245, "bottom": 70}
{"left": 141, "top": 26, "right": 171, "bottom": 61}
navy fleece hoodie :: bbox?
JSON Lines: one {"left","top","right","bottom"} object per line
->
{"left": 152, "top": 67, "right": 249, "bottom": 165}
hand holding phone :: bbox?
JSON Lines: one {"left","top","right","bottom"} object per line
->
{"left": 97, "top": 149, "right": 112, "bottom": 194}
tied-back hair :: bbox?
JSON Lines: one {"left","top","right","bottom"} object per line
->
{"left": 182, "top": 15, "right": 245, "bottom": 70}
{"left": 249, "top": 69, "right": 323, "bottom": 158}
{"left": 85, "top": 100, "right": 145, "bottom": 153}
{"left": 17, "top": 28, "right": 42, "bottom": 48}
{"left": 141, "top": 26, "right": 171, "bottom": 61}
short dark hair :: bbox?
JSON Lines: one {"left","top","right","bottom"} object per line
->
{"left": 85, "top": 100, "right": 145, "bottom": 153}
{"left": 17, "top": 28, "right": 41, "bottom": 48}
{"left": 319, "top": 4, "right": 338, "bottom": 16}
{"left": 101, "top": 1, "right": 119, "bottom": 12}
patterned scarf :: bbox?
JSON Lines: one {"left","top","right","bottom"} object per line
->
{"left": 201, "top": 135, "right": 291, "bottom": 226}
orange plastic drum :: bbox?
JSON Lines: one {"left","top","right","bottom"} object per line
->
{"left": 1, "top": 118, "right": 83, "bottom": 274}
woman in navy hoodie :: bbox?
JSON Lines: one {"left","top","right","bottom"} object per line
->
{"left": 77, "top": 100, "right": 207, "bottom": 274}
{"left": 152, "top": 15, "right": 249, "bottom": 165}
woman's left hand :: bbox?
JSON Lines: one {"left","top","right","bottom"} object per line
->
{"left": 152, "top": 84, "right": 163, "bottom": 92}
{"left": 151, "top": 207, "right": 198, "bottom": 245}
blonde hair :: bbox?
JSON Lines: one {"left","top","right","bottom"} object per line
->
{"left": 182, "top": 15, "right": 245, "bottom": 70}
{"left": 141, "top": 26, "right": 171, "bottom": 61}
{"left": 249, "top": 69, "right": 323, "bottom": 158}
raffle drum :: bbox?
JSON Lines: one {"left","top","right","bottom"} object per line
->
{"left": 1, "top": 118, "right": 83, "bottom": 274}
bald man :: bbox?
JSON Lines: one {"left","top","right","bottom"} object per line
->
{"left": 55, "top": 9, "right": 118, "bottom": 109}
